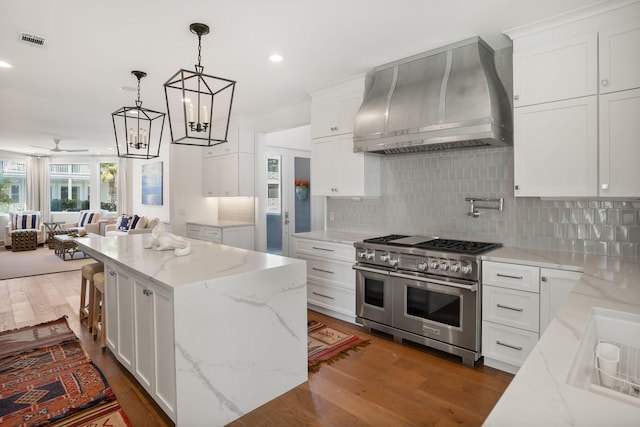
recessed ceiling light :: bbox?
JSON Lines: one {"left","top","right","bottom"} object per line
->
{"left": 0, "top": 61, "right": 13, "bottom": 68}
{"left": 268, "top": 54, "right": 283, "bottom": 63}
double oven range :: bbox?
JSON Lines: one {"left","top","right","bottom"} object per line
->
{"left": 353, "top": 235, "right": 501, "bottom": 366}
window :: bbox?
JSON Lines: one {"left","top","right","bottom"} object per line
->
{"left": 49, "top": 163, "right": 90, "bottom": 211}
{"left": 0, "top": 159, "right": 26, "bottom": 213}
{"left": 99, "top": 162, "right": 117, "bottom": 212}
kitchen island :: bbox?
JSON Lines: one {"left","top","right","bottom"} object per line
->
{"left": 482, "top": 247, "right": 640, "bottom": 426}
{"left": 74, "top": 233, "right": 307, "bottom": 426}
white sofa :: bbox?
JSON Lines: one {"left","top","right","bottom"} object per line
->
{"left": 4, "top": 211, "right": 47, "bottom": 248}
{"left": 105, "top": 215, "right": 160, "bottom": 236}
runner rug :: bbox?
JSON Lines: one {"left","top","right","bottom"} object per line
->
{"left": 0, "top": 316, "right": 132, "bottom": 427}
{"left": 308, "top": 320, "right": 370, "bottom": 373}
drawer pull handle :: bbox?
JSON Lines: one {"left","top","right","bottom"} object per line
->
{"left": 142, "top": 289, "right": 153, "bottom": 296}
{"left": 496, "top": 273, "right": 523, "bottom": 280}
{"left": 312, "top": 267, "right": 335, "bottom": 274}
{"left": 312, "top": 246, "right": 335, "bottom": 252}
{"left": 312, "top": 291, "right": 335, "bottom": 300}
{"left": 497, "top": 304, "right": 524, "bottom": 312}
{"left": 109, "top": 270, "right": 116, "bottom": 276}
{"left": 496, "top": 340, "right": 523, "bottom": 351}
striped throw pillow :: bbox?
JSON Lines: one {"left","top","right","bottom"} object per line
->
{"left": 116, "top": 214, "right": 130, "bottom": 231}
{"left": 79, "top": 211, "right": 96, "bottom": 227}
{"left": 129, "top": 215, "right": 147, "bottom": 230}
{"left": 13, "top": 213, "right": 39, "bottom": 230}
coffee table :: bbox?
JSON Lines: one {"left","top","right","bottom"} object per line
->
{"left": 53, "top": 234, "right": 87, "bottom": 261}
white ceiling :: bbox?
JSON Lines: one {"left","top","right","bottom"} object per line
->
{"left": 0, "top": 0, "right": 598, "bottom": 156}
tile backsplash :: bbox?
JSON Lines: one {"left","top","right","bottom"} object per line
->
{"left": 326, "top": 146, "right": 640, "bottom": 258}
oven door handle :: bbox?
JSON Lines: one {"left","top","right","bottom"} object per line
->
{"left": 389, "top": 271, "right": 477, "bottom": 292}
{"left": 352, "top": 265, "right": 391, "bottom": 276}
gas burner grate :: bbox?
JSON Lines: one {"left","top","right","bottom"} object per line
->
{"left": 363, "top": 234, "right": 409, "bottom": 244}
{"left": 414, "top": 239, "right": 501, "bottom": 255}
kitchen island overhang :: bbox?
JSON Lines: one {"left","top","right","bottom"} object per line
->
{"left": 75, "top": 233, "right": 308, "bottom": 426}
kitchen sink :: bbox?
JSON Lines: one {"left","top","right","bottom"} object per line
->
{"left": 567, "top": 307, "right": 640, "bottom": 407}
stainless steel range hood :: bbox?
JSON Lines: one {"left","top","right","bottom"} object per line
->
{"left": 353, "top": 37, "right": 512, "bottom": 154}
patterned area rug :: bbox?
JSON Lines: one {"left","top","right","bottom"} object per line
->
{"left": 308, "top": 320, "right": 370, "bottom": 372}
{"left": 0, "top": 317, "right": 132, "bottom": 427}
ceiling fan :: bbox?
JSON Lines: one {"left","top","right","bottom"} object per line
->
{"left": 30, "top": 138, "right": 89, "bottom": 153}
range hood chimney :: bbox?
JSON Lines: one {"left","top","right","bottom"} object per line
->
{"left": 353, "top": 37, "right": 512, "bottom": 154}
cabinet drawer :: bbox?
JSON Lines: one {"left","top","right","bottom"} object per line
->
{"left": 295, "top": 238, "right": 354, "bottom": 262}
{"left": 304, "top": 257, "right": 354, "bottom": 289}
{"left": 203, "top": 226, "right": 221, "bottom": 243}
{"left": 482, "top": 321, "right": 538, "bottom": 368}
{"left": 307, "top": 282, "right": 355, "bottom": 315}
{"left": 186, "top": 224, "right": 203, "bottom": 240}
{"left": 483, "top": 285, "right": 540, "bottom": 332}
{"left": 483, "top": 261, "right": 540, "bottom": 292}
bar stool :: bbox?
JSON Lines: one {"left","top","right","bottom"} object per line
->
{"left": 80, "top": 262, "right": 103, "bottom": 331}
{"left": 92, "top": 272, "right": 106, "bottom": 352}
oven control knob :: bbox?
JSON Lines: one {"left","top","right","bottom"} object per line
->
{"left": 380, "top": 253, "right": 390, "bottom": 262}
{"left": 389, "top": 257, "right": 399, "bottom": 267}
{"left": 428, "top": 259, "right": 439, "bottom": 269}
{"left": 450, "top": 262, "right": 460, "bottom": 273}
{"left": 365, "top": 250, "right": 375, "bottom": 260}
{"left": 418, "top": 261, "right": 428, "bottom": 271}
{"left": 461, "top": 263, "right": 472, "bottom": 274}
{"left": 439, "top": 261, "right": 449, "bottom": 271}
{"left": 357, "top": 251, "right": 367, "bottom": 259}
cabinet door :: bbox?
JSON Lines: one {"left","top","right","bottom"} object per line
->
{"left": 311, "top": 139, "right": 334, "bottom": 196}
{"left": 219, "top": 153, "right": 239, "bottom": 197}
{"left": 514, "top": 96, "right": 598, "bottom": 197}
{"left": 153, "top": 287, "right": 175, "bottom": 418}
{"left": 336, "top": 94, "right": 364, "bottom": 135}
{"left": 115, "top": 267, "right": 134, "bottom": 370}
{"left": 222, "top": 226, "right": 254, "bottom": 250}
{"left": 134, "top": 281, "right": 154, "bottom": 392}
{"left": 539, "top": 268, "right": 582, "bottom": 334}
{"left": 105, "top": 266, "right": 118, "bottom": 353}
{"left": 332, "top": 133, "right": 365, "bottom": 196}
{"left": 203, "top": 156, "right": 221, "bottom": 197}
{"left": 599, "top": 88, "right": 640, "bottom": 197}
{"left": 311, "top": 101, "right": 336, "bottom": 139}
{"left": 513, "top": 33, "right": 597, "bottom": 106}
{"left": 599, "top": 20, "right": 640, "bottom": 94}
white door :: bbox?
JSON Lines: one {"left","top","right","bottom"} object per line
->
{"left": 264, "top": 148, "right": 312, "bottom": 256}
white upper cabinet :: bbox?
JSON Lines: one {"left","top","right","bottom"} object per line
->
{"left": 599, "top": 20, "right": 640, "bottom": 94}
{"left": 599, "top": 88, "right": 640, "bottom": 197}
{"left": 202, "top": 117, "right": 254, "bottom": 197}
{"left": 507, "top": 3, "right": 640, "bottom": 198}
{"left": 309, "top": 75, "right": 381, "bottom": 197}
{"left": 514, "top": 96, "right": 598, "bottom": 197}
{"left": 310, "top": 80, "right": 364, "bottom": 139}
{"left": 513, "top": 33, "right": 598, "bottom": 107}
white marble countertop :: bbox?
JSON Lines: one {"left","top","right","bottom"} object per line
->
{"left": 293, "top": 230, "right": 376, "bottom": 245}
{"left": 483, "top": 247, "right": 640, "bottom": 426}
{"left": 74, "top": 233, "right": 301, "bottom": 290}
{"left": 187, "top": 219, "right": 255, "bottom": 228}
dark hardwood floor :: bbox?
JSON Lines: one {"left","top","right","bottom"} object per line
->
{"left": 0, "top": 267, "right": 512, "bottom": 426}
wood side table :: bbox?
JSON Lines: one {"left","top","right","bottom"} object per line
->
{"left": 44, "top": 221, "right": 66, "bottom": 249}
{"left": 53, "top": 234, "right": 87, "bottom": 261}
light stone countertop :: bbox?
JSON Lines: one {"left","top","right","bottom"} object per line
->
{"left": 292, "top": 230, "right": 377, "bottom": 245}
{"left": 482, "top": 247, "right": 640, "bottom": 426}
{"left": 187, "top": 219, "right": 255, "bottom": 228}
{"left": 74, "top": 233, "right": 301, "bottom": 290}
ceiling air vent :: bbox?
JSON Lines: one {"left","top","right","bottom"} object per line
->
{"left": 17, "top": 31, "right": 46, "bottom": 47}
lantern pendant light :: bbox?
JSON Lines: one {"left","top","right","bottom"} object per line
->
{"left": 112, "top": 71, "right": 165, "bottom": 159}
{"left": 164, "top": 23, "right": 236, "bottom": 147}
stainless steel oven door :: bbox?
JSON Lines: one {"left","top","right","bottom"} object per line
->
{"left": 391, "top": 272, "right": 479, "bottom": 352}
{"left": 354, "top": 265, "right": 393, "bottom": 326}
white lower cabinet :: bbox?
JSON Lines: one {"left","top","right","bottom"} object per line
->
{"left": 294, "top": 237, "right": 356, "bottom": 323}
{"left": 105, "top": 263, "right": 176, "bottom": 421}
{"left": 482, "top": 260, "right": 581, "bottom": 374}
{"left": 186, "top": 222, "right": 255, "bottom": 250}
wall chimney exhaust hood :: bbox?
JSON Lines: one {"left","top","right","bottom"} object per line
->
{"left": 353, "top": 37, "right": 512, "bottom": 154}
